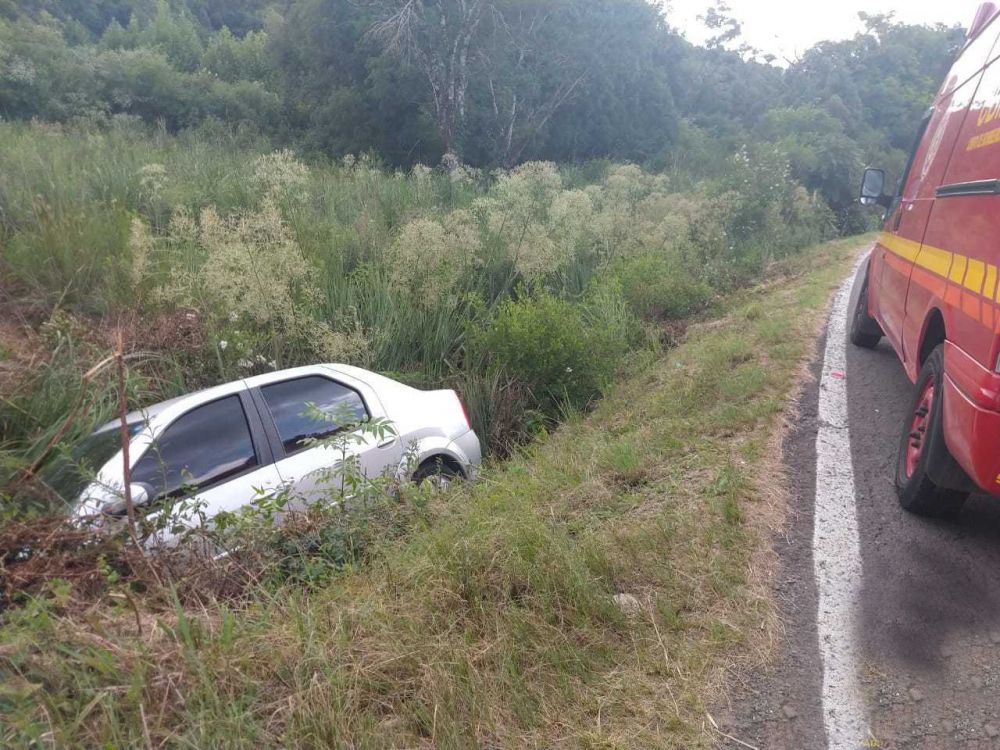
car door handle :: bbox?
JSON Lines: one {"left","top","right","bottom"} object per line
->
{"left": 377, "top": 437, "right": 397, "bottom": 448}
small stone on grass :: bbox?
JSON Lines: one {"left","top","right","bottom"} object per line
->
{"left": 612, "top": 593, "right": 642, "bottom": 616}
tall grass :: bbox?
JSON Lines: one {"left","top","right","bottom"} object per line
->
{"left": 0, "top": 118, "right": 834, "bottom": 477}
{"left": 0, "top": 238, "right": 864, "bottom": 747}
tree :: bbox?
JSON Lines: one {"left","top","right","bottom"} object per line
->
{"left": 760, "top": 105, "right": 864, "bottom": 230}
{"left": 474, "top": 0, "right": 588, "bottom": 166}
{"left": 0, "top": 0, "right": 965, "bottom": 210}
{"left": 524, "top": 0, "right": 680, "bottom": 164}
{"left": 367, "top": 0, "right": 489, "bottom": 163}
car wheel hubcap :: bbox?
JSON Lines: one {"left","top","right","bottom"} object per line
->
{"left": 905, "top": 378, "right": 935, "bottom": 479}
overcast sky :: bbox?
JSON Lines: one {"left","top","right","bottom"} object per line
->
{"left": 664, "top": 0, "right": 983, "bottom": 62}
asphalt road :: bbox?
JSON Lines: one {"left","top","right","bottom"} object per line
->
{"left": 717, "top": 260, "right": 1000, "bottom": 749}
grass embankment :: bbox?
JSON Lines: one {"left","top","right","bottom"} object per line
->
{"left": 1, "top": 238, "right": 863, "bottom": 748}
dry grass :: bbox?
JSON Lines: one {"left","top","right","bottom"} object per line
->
{"left": 0, "top": 238, "right": 865, "bottom": 749}
{"left": 0, "top": 290, "right": 50, "bottom": 400}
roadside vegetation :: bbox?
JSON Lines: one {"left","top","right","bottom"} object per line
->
{"left": 0, "top": 0, "right": 961, "bottom": 745}
{"left": 0, "top": 1, "right": 962, "bottom": 232}
{"left": 0, "top": 238, "right": 862, "bottom": 747}
{"left": 1, "top": 119, "right": 834, "bottom": 490}
{"left": 0, "top": 1, "right": 961, "bottom": 478}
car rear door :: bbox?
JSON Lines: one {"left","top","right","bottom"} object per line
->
{"left": 130, "top": 392, "right": 284, "bottom": 546}
{"left": 252, "top": 373, "right": 403, "bottom": 507}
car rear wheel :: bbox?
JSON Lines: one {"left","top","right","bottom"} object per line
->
{"left": 894, "top": 345, "right": 967, "bottom": 519}
{"left": 413, "top": 458, "right": 460, "bottom": 490}
{"left": 850, "top": 268, "right": 883, "bottom": 349}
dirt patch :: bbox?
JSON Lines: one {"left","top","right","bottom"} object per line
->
{"left": 0, "top": 297, "right": 210, "bottom": 400}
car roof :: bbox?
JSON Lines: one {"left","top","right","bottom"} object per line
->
{"left": 92, "top": 385, "right": 226, "bottom": 435}
{"left": 91, "top": 364, "right": 371, "bottom": 435}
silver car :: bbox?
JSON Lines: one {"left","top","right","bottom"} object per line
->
{"left": 49, "top": 365, "right": 481, "bottom": 543}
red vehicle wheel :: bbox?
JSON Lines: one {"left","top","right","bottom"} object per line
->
{"left": 904, "top": 377, "right": 935, "bottom": 479}
{"left": 894, "top": 345, "right": 967, "bottom": 519}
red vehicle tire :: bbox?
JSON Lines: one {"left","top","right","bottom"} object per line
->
{"left": 894, "top": 345, "right": 967, "bottom": 519}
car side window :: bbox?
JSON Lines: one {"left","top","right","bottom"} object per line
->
{"left": 894, "top": 109, "right": 934, "bottom": 206}
{"left": 260, "top": 376, "right": 368, "bottom": 455}
{"left": 131, "top": 396, "right": 258, "bottom": 501}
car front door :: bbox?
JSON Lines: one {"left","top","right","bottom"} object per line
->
{"left": 130, "top": 393, "right": 283, "bottom": 547}
{"left": 875, "top": 110, "right": 935, "bottom": 356}
{"left": 253, "top": 375, "right": 403, "bottom": 507}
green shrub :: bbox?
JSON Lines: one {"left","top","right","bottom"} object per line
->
{"left": 476, "top": 292, "right": 629, "bottom": 413}
{"left": 451, "top": 367, "right": 536, "bottom": 458}
{"left": 614, "top": 252, "right": 712, "bottom": 320}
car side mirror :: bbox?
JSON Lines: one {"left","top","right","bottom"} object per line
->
{"left": 104, "top": 483, "right": 153, "bottom": 518}
{"left": 129, "top": 483, "right": 151, "bottom": 507}
{"left": 859, "top": 167, "right": 892, "bottom": 208}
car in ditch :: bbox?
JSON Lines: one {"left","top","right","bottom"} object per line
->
{"left": 43, "top": 364, "right": 481, "bottom": 544}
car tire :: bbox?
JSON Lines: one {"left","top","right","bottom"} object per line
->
{"left": 413, "top": 458, "right": 460, "bottom": 490}
{"left": 894, "top": 345, "right": 967, "bottom": 519}
{"left": 850, "top": 267, "right": 883, "bottom": 349}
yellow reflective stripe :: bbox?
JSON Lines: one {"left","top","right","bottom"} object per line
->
{"left": 877, "top": 232, "right": 999, "bottom": 303}
{"left": 951, "top": 254, "right": 968, "bottom": 284}
{"left": 986, "top": 264, "right": 998, "bottom": 302}
{"left": 879, "top": 232, "right": 921, "bottom": 262}
{"left": 918, "top": 245, "right": 953, "bottom": 277}
{"left": 966, "top": 258, "right": 986, "bottom": 294}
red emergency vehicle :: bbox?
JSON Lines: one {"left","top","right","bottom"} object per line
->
{"left": 854, "top": 2, "right": 1000, "bottom": 517}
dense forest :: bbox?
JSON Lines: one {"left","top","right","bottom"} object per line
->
{"left": 0, "top": 0, "right": 964, "bottom": 232}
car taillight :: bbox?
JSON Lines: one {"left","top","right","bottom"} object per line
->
{"left": 454, "top": 391, "right": 471, "bottom": 430}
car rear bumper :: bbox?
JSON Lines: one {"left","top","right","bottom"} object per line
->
{"left": 449, "top": 429, "right": 483, "bottom": 480}
{"left": 942, "top": 346, "right": 1000, "bottom": 496}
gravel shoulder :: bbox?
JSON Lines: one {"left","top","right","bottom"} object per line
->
{"left": 716, "top": 257, "right": 1000, "bottom": 749}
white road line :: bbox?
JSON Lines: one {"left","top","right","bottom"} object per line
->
{"left": 813, "top": 259, "right": 870, "bottom": 749}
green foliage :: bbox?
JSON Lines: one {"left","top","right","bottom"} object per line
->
{"left": 138, "top": 0, "right": 205, "bottom": 72}
{"left": 4, "top": 205, "right": 135, "bottom": 312}
{"left": 0, "top": 0, "right": 960, "bottom": 226}
{"left": 0, "top": 239, "right": 862, "bottom": 748}
{"left": 0, "top": 315, "right": 184, "bottom": 509}
{"left": 475, "top": 291, "right": 631, "bottom": 413}
{"left": 0, "top": 118, "right": 837, "bottom": 463}
{"left": 0, "top": 1, "right": 947, "bottom": 479}
{"left": 0, "top": 7, "right": 280, "bottom": 131}
{"left": 203, "top": 28, "right": 269, "bottom": 82}
{"left": 614, "top": 253, "right": 712, "bottom": 320}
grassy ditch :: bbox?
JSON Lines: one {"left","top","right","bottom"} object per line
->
{"left": 1, "top": 237, "right": 864, "bottom": 748}
{"left": 0, "top": 120, "right": 835, "bottom": 474}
